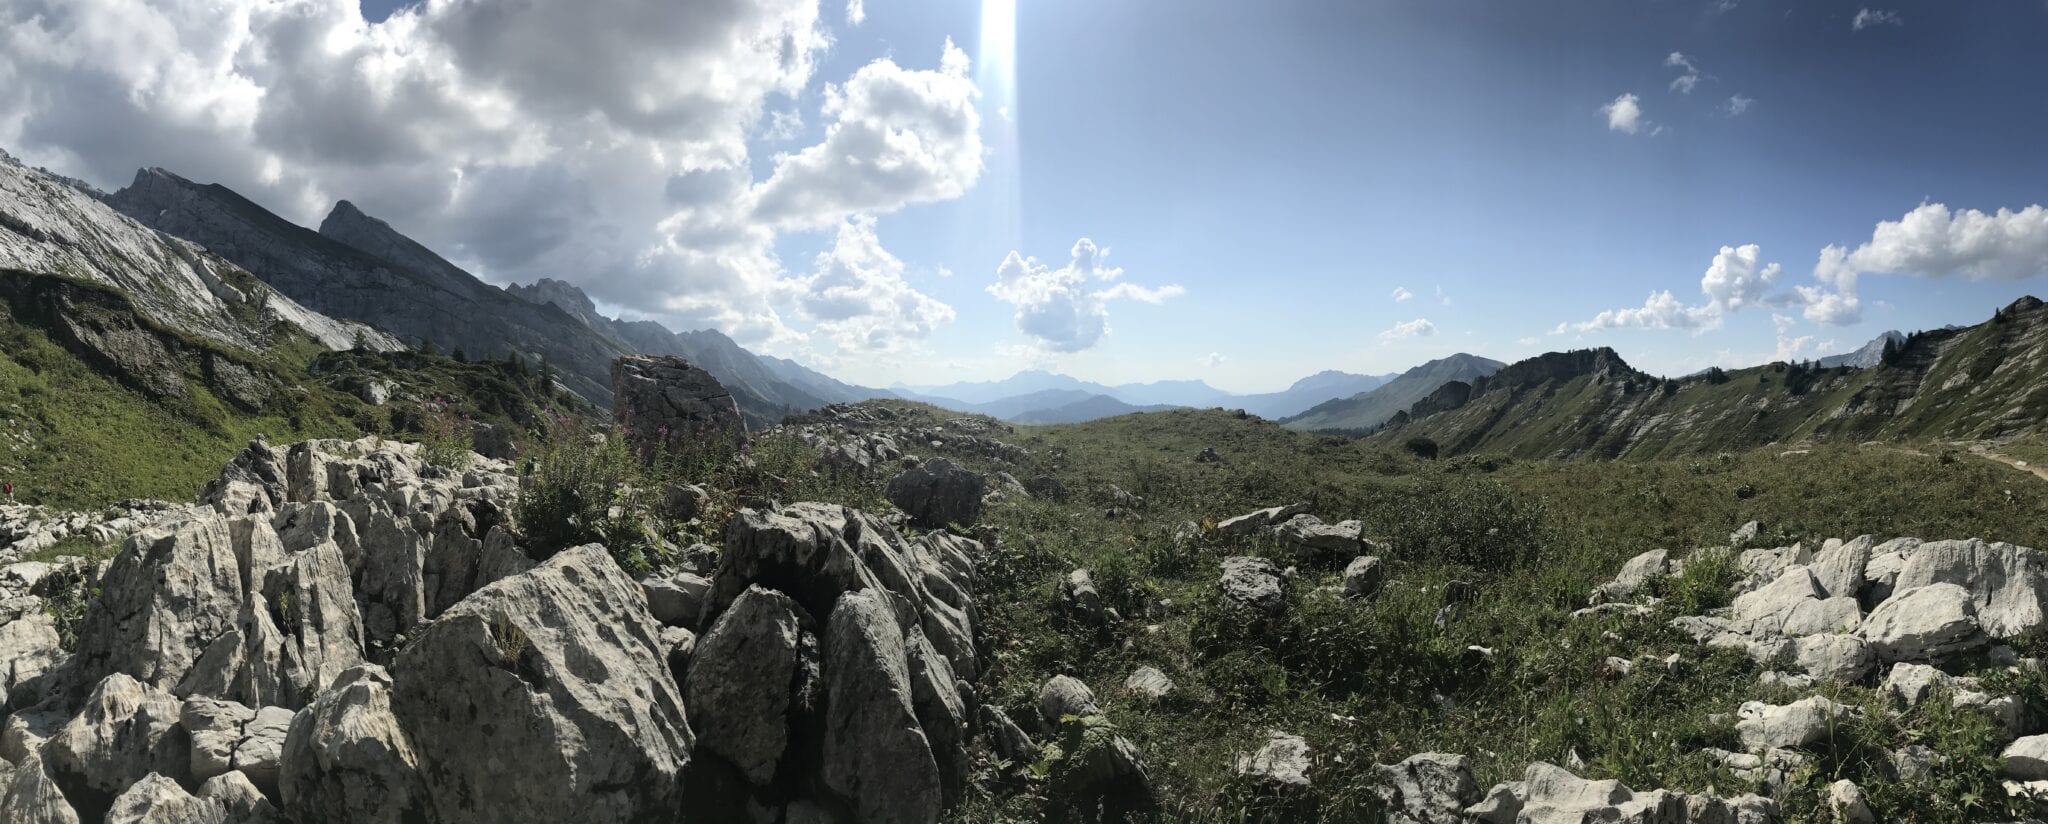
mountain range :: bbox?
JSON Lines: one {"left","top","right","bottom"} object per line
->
{"left": 1279, "top": 353, "right": 1507, "bottom": 433}
{"left": 1370, "top": 298, "right": 2048, "bottom": 459}
{"left": 102, "top": 169, "right": 877, "bottom": 426}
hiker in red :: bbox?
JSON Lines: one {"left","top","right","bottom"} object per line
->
{"left": 2, "top": 480, "right": 11, "bottom": 502}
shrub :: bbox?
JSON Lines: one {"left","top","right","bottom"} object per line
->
{"left": 1404, "top": 437, "right": 1440, "bottom": 460}
{"left": 513, "top": 420, "right": 644, "bottom": 565}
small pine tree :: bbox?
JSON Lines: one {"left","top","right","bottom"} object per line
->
{"left": 452, "top": 346, "right": 468, "bottom": 363}
{"left": 351, "top": 329, "right": 368, "bottom": 351}
{"left": 1879, "top": 336, "right": 1901, "bottom": 367}
{"left": 421, "top": 338, "right": 438, "bottom": 356}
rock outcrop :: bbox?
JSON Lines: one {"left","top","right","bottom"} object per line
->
{"left": 611, "top": 354, "right": 746, "bottom": 461}
{"left": 391, "top": 544, "right": 693, "bottom": 824}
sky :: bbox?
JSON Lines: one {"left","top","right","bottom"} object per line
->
{"left": 3, "top": 0, "right": 2047, "bottom": 393}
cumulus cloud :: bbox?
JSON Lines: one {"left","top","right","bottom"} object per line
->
{"left": 1378, "top": 318, "right": 1438, "bottom": 343}
{"left": 1724, "top": 94, "right": 1756, "bottom": 116}
{"left": 1700, "top": 244, "right": 1782, "bottom": 312}
{"left": 1199, "top": 352, "right": 1228, "bottom": 368}
{"left": 1601, "top": 93, "right": 1648, "bottom": 134}
{"left": 1391, "top": 286, "right": 1414, "bottom": 302}
{"left": 750, "top": 40, "right": 983, "bottom": 229}
{"left": 987, "top": 239, "right": 1183, "bottom": 353}
{"left": 1852, "top": 8, "right": 1902, "bottom": 30}
{"left": 0, "top": 0, "right": 985, "bottom": 358}
{"left": 1666, "top": 52, "right": 1703, "bottom": 94}
{"left": 1554, "top": 290, "right": 1719, "bottom": 334}
{"left": 784, "top": 215, "right": 955, "bottom": 352}
{"left": 846, "top": 0, "right": 865, "bottom": 25}
{"left": 1792, "top": 202, "right": 2048, "bottom": 325}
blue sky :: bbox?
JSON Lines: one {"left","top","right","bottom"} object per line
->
{"left": 10, "top": 0, "right": 2048, "bottom": 392}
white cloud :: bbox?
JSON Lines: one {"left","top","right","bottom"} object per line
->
{"left": 0, "top": 0, "right": 991, "bottom": 357}
{"left": 1839, "top": 203, "right": 2048, "bottom": 281}
{"left": 1666, "top": 52, "right": 1703, "bottom": 94}
{"left": 1724, "top": 94, "right": 1756, "bottom": 116}
{"left": 1852, "top": 8, "right": 1902, "bottom": 30}
{"left": 846, "top": 0, "right": 866, "bottom": 25}
{"left": 1554, "top": 290, "right": 1720, "bottom": 334}
{"left": 784, "top": 215, "right": 954, "bottom": 353}
{"left": 987, "top": 239, "right": 1184, "bottom": 353}
{"left": 751, "top": 40, "right": 984, "bottom": 229}
{"left": 1378, "top": 318, "right": 1438, "bottom": 343}
{"left": 1601, "top": 93, "right": 1648, "bottom": 134}
{"left": 1199, "top": 352, "right": 1228, "bottom": 367}
{"left": 1700, "top": 243, "right": 1782, "bottom": 312}
{"left": 1391, "top": 286, "right": 1414, "bottom": 302}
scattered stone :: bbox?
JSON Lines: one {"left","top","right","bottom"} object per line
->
{"left": 1893, "top": 539, "right": 2048, "bottom": 639}
{"left": 1828, "top": 779, "right": 1875, "bottom": 824}
{"left": 2007, "top": 735, "right": 2048, "bottom": 781}
{"left": 1730, "top": 520, "right": 1762, "bottom": 548}
{"left": 1372, "top": 752, "right": 1479, "bottom": 824}
{"left": 1735, "top": 695, "right": 1856, "bottom": 752}
{"left": 1040, "top": 675, "right": 1104, "bottom": 724}
{"left": 1194, "top": 447, "right": 1221, "bottom": 463}
{"left": 1220, "top": 556, "right": 1286, "bottom": 616}
{"left": 104, "top": 773, "right": 223, "bottom": 824}
{"left": 1124, "top": 667, "right": 1175, "bottom": 700}
{"left": 44, "top": 673, "right": 191, "bottom": 810}
{"left": 1216, "top": 503, "right": 1310, "bottom": 537}
{"left": 1059, "top": 568, "right": 1117, "bottom": 625}
{"left": 1793, "top": 634, "right": 1875, "bottom": 683}
{"left": 1594, "top": 549, "right": 1674, "bottom": 603}
{"left": 1235, "top": 731, "right": 1310, "bottom": 789}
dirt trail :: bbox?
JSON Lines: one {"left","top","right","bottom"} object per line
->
{"left": 1972, "top": 445, "right": 2048, "bottom": 483}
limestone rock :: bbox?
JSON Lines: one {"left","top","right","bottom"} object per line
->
{"left": 1793, "top": 634, "right": 1875, "bottom": 683}
{"left": 1040, "top": 675, "right": 1104, "bottom": 724}
{"left": 1344, "top": 555, "right": 1386, "bottom": 600}
{"left": 885, "top": 458, "right": 986, "bottom": 529}
{"left": 1059, "top": 568, "right": 1115, "bottom": 625}
{"left": 103, "top": 773, "right": 224, "bottom": 824}
{"left": 196, "top": 773, "right": 277, "bottom": 824}
{"left": 1594, "top": 549, "right": 1673, "bottom": 602}
{"left": 1892, "top": 539, "right": 2048, "bottom": 639}
{"left": 1124, "top": 667, "right": 1175, "bottom": 700}
{"left": 276, "top": 664, "right": 424, "bottom": 824}
{"left": 1217, "top": 503, "right": 1310, "bottom": 537}
{"left": 1828, "top": 778, "right": 1874, "bottom": 824}
{"left": 44, "top": 673, "right": 190, "bottom": 809}
{"left": 1372, "top": 752, "right": 1479, "bottom": 824}
{"left": 611, "top": 354, "right": 745, "bottom": 461}
{"left": 392, "top": 545, "right": 692, "bottom": 824}
{"left": 641, "top": 570, "right": 711, "bottom": 629}
{"left": 1735, "top": 696, "right": 1855, "bottom": 751}
{"left": 2005, "top": 734, "right": 2048, "bottom": 781}
{"left": 1235, "top": 731, "right": 1310, "bottom": 788}
{"left": 1860, "top": 583, "right": 1986, "bottom": 661}
{"left": 0, "top": 752, "right": 81, "bottom": 824}
{"left": 1220, "top": 556, "right": 1286, "bottom": 616}
{"left": 685, "top": 584, "right": 816, "bottom": 786}
{"left": 820, "top": 589, "right": 942, "bottom": 824}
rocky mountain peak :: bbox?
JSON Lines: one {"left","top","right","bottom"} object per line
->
{"left": 506, "top": 278, "right": 603, "bottom": 326}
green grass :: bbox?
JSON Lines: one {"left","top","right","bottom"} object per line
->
{"left": 915, "top": 408, "right": 2048, "bottom": 821}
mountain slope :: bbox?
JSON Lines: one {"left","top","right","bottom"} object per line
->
{"left": 105, "top": 168, "right": 629, "bottom": 406}
{"left": 1009, "top": 394, "right": 1180, "bottom": 425}
{"left": 1371, "top": 298, "right": 2048, "bottom": 459}
{"left": 1234, "top": 370, "right": 1394, "bottom": 419}
{"left": 1818, "top": 330, "right": 1905, "bottom": 368}
{"left": 503, "top": 278, "right": 889, "bottom": 424}
{"left": 1280, "top": 353, "right": 1505, "bottom": 432}
{"left": 1, "top": 153, "right": 391, "bottom": 354}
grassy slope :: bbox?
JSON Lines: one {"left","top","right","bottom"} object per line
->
{"left": 0, "top": 284, "right": 580, "bottom": 509}
{"left": 0, "top": 298, "right": 361, "bottom": 509}
{"left": 926, "top": 409, "right": 2048, "bottom": 821}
